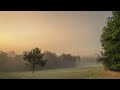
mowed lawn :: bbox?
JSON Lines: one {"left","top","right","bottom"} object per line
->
{"left": 0, "top": 67, "right": 120, "bottom": 79}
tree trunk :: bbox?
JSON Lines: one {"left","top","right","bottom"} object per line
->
{"left": 32, "top": 64, "right": 35, "bottom": 73}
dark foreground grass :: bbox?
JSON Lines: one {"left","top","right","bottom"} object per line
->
{"left": 0, "top": 67, "right": 120, "bottom": 79}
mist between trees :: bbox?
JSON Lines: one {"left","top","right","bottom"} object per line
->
{"left": 0, "top": 50, "right": 99, "bottom": 72}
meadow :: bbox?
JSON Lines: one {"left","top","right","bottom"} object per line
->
{"left": 0, "top": 66, "right": 120, "bottom": 79}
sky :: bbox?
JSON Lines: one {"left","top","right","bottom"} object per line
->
{"left": 0, "top": 11, "right": 112, "bottom": 57}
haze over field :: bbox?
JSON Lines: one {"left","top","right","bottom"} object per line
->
{"left": 0, "top": 11, "right": 112, "bottom": 58}
{"left": 1, "top": 11, "right": 117, "bottom": 79}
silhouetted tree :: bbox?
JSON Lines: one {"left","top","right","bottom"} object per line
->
{"left": 0, "top": 51, "right": 9, "bottom": 66}
{"left": 43, "top": 51, "right": 58, "bottom": 69}
{"left": 58, "top": 53, "right": 80, "bottom": 68}
{"left": 43, "top": 52, "right": 80, "bottom": 69}
{"left": 98, "top": 11, "right": 120, "bottom": 71}
{"left": 23, "top": 48, "right": 47, "bottom": 73}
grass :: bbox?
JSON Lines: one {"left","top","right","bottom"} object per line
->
{"left": 0, "top": 66, "right": 120, "bottom": 79}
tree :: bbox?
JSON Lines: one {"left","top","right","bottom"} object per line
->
{"left": 23, "top": 48, "right": 47, "bottom": 73}
{"left": 58, "top": 53, "right": 79, "bottom": 68}
{"left": 98, "top": 11, "right": 120, "bottom": 71}
{"left": 43, "top": 51, "right": 59, "bottom": 69}
{"left": 0, "top": 51, "right": 9, "bottom": 66}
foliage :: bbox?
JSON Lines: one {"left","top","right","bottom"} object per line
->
{"left": 0, "top": 49, "right": 80, "bottom": 72}
{"left": 43, "top": 51, "right": 58, "bottom": 69}
{"left": 23, "top": 47, "right": 47, "bottom": 72}
{"left": 0, "top": 51, "right": 9, "bottom": 66}
{"left": 43, "top": 51, "right": 80, "bottom": 69}
{"left": 98, "top": 11, "right": 120, "bottom": 71}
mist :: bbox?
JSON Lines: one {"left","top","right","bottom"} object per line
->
{"left": 0, "top": 50, "right": 101, "bottom": 72}
{"left": 0, "top": 11, "right": 112, "bottom": 56}
{"left": 0, "top": 11, "right": 112, "bottom": 73}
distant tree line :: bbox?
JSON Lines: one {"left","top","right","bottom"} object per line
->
{"left": 0, "top": 48, "right": 80, "bottom": 72}
{"left": 43, "top": 51, "right": 80, "bottom": 69}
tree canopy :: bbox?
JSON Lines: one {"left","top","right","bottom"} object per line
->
{"left": 98, "top": 11, "right": 120, "bottom": 71}
{"left": 0, "top": 51, "right": 9, "bottom": 66}
{"left": 23, "top": 47, "right": 47, "bottom": 73}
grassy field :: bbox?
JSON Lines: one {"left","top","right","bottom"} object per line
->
{"left": 0, "top": 66, "right": 120, "bottom": 79}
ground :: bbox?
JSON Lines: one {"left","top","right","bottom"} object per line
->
{"left": 0, "top": 66, "right": 120, "bottom": 79}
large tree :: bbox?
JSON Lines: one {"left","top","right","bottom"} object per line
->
{"left": 23, "top": 47, "right": 47, "bottom": 73}
{"left": 98, "top": 11, "right": 120, "bottom": 71}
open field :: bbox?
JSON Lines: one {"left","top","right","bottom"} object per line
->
{"left": 1, "top": 66, "right": 120, "bottom": 79}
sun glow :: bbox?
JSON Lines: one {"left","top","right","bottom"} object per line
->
{"left": 0, "top": 11, "right": 112, "bottom": 56}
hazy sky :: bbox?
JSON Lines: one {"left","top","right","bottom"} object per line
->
{"left": 0, "top": 11, "right": 112, "bottom": 57}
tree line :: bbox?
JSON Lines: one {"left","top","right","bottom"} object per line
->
{"left": 0, "top": 48, "right": 80, "bottom": 72}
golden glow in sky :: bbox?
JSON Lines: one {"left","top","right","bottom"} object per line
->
{"left": 0, "top": 11, "right": 112, "bottom": 57}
